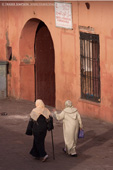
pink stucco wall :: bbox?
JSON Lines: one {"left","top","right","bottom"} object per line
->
{"left": 0, "top": 1, "right": 113, "bottom": 123}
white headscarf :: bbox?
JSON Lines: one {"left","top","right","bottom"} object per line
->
{"left": 64, "top": 100, "right": 77, "bottom": 114}
{"left": 30, "top": 99, "right": 50, "bottom": 121}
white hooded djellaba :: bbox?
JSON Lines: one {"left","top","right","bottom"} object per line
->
{"left": 54, "top": 100, "right": 83, "bottom": 156}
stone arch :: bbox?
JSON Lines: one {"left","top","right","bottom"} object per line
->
{"left": 19, "top": 18, "right": 40, "bottom": 101}
{"left": 19, "top": 18, "right": 55, "bottom": 106}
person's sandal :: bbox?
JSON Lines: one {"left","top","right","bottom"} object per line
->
{"left": 70, "top": 154, "right": 78, "bottom": 157}
{"left": 42, "top": 155, "right": 48, "bottom": 162}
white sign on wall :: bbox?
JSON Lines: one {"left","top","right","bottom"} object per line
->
{"left": 55, "top": 2, "right": 72, "bottom": 29}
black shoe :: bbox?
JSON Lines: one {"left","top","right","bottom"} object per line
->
{"left": 71, "top": 154, "right": 78, "bottom": 157}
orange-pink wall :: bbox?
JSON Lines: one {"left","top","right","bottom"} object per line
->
{"left": 0, "top": 1, "right": 113, "bottom": 123}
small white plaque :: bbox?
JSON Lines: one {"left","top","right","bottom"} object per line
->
{"left": 55, "top": 2, "right": 72, "bottom": 29}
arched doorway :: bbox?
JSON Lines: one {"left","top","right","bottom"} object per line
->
{"left": 35, "top": 21, "right": 55, "bottom": 107}
{"left": 19, "top": 19, "right": 55, "bottom": 107}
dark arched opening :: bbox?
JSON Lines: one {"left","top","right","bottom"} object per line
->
{"left": 34, "top": 21, "right": 55, "bottom": 107}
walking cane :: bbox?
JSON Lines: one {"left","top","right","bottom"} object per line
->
{"left": 51, "top": 130, "right": 55, "bottom": 160}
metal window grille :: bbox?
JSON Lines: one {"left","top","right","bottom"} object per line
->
{"left": 80, "top": 32, "right": 100, "bottom": 103}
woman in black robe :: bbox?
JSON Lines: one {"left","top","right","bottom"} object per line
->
{"left": 26, "top": 99, "right": 53, "bottom": 162}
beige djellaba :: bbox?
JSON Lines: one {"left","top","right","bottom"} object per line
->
{"left": 54, "top": 100, "right": 83, "bottom": 156}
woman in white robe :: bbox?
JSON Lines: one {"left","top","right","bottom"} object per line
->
{"left": 53, "top": 100, "right": 83, "bottom": 157}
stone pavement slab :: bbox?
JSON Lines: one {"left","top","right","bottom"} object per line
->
{"left": 0, "top": 98, "right": 113, "bottom": 170}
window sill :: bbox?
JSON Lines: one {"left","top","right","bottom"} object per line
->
{"left": 78, "top": 98, "right": 101, "bottom": 107}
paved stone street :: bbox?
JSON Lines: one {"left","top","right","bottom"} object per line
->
{"left": 0, "top": 98, "right": 113, "bottom": 170}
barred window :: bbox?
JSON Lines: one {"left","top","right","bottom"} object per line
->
{"left": 80, "top": 32, "right": 100, "bottom": 103}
